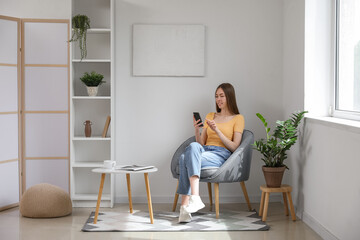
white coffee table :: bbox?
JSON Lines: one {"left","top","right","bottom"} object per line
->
{"left": 91, "top": 167, "right": 158, "bottom": 224}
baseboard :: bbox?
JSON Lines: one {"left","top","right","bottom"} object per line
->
{"left": 0, "top": 203, "right": 19, "bottom": 212}
{"left": 72, "top": 200, "right": 111, "bottom": 208}
{"left": 302, "top": 211, "right": 339, "bottom": 240}
{"left": 115, "top": 194, "right": 282, "bottom": 205}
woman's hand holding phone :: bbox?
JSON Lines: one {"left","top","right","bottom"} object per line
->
{"left": 193, "top": 116, "right": 203, "bottom": 129}
{"left": 193, "top": 113, "right": 206, "bottom": 145}
{"left": 193, "top": 112, "right": 204, "bottom": 129}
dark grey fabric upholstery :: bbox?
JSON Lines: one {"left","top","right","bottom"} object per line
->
{"left": 170, "top": 129, "right": 254, "bottom": 183}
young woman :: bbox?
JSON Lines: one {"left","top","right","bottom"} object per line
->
{"left": 177, "top": 83, "right": 245, "bottom": 223}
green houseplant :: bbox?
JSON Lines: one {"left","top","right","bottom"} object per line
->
{"left": 80, "top": 71, "right": 105, "bottom": 96}
{"left": 69, "top": 14, "right": 90, "bottom": 60}
{"left": 253, "top": 110, "right": 307, "bottom": 187}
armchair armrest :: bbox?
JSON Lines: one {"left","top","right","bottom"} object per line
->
{"left": 203, "top": 130, "right": 254, "bottom": 183}
{"left": 170, "top": 136, "right": 196, "bottom": 179}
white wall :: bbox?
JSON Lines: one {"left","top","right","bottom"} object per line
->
{"left": 114, "top": 0, "right": 284, "bottom": 203}
{"left": 281, "top": 0, "right": 305, "bottom": 209}
{"left": 283, "top": 0, "right": 360, "bottom": 239}
{"left": 301, "top": 119, "right": 360, "bottom": 240}
{"left": 283, "top": 0, "right": 305, "bottom": 118}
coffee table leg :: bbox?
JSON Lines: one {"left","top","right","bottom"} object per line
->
{"left": 126, "top": 173, "right": 133, "bottom": 213}
{"left": 144, "top": 173, "right": 154, "bottom": 224}
{"left": 94, "top": 173, "right": 106, "bottom": 224}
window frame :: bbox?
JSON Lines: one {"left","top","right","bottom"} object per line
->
{"left": 333, "top": 0, "right": 360, "bottom": 121}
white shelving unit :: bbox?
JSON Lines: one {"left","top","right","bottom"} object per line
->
{"left": 87, "top": 28, "right": 111, "bottom": 33}
{"left": 72, "top": 96, "right": 111, "bottom": 100}
{"left": 72, "top": 59, "right": 111, "bottom": 63}
{"left": 70, "top": 0, "right": 115, "bottom": 208}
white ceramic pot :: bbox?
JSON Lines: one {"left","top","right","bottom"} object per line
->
{"left": 86, "top": 86, "right": 98, "bottom": 96}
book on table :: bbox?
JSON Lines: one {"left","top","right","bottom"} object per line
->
{"left": 115, "top": 165, "right": 154, "bottom": 171}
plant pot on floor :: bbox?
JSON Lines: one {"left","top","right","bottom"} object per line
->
{"left": 262, "top": 166, "right": 286, "bottom": 188}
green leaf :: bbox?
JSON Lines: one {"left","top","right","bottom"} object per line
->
{"left": 256, "top": 113, "right": 267, "bottom": 127}
{"left": 80, "top": 71, "right": 105, "bottom": 86}
{"left": 69, "top": 15, "right": 91, "bottom": 60}
{"left": 253, "top": 110, "right": 307, "bottom": 169}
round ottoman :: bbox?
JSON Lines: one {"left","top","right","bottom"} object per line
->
{"left": 20, "top": 183, "right": 72, "bottom": 218}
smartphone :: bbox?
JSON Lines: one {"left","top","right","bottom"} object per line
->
{"left": 193, "top": 112, "right": 204, "bottom": 127}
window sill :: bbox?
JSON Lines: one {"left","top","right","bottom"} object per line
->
{"left": 305, "top": 115, "right": 360, "bottom": 134}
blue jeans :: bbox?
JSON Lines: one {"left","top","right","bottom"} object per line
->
{"left": 177, "top": 142, "right": 231, "bottom": 195}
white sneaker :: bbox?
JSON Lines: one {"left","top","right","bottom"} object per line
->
{"left": 184, "top": 195, "right": 205, "bottom": 213}
{"left": 178, "top": 205, "right": 192, "bottom": 223}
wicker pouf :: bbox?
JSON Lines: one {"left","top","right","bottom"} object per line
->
{"left": 20, "top": 183, "right": 72, "bottom": 218}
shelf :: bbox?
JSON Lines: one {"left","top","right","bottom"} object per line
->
{"left": 72, "top": 193, "right": 111, "bottom": 201}
{"left": 72, "top": 161, "right": 105, "bottom": 168}
{"left": 72, "top": 96, "right": 111, "bottom": 100}
{"left": 87, "top": 28, "right": 111, "bottom": 34}
{"left": 71, "top": 0, "right": 114, "bottom": 208}
{"left": 73, "top": 137, "right": 111, "bottom": 141}
{"left": 72, "top": 59, "right": 111, "bottom": 63}
{"left": 71, "top": 28, "right": 110, "bottom": 34}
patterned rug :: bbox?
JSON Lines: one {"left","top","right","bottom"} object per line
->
{"left": 82, "top": 210, "right": 269, "bottom": 232}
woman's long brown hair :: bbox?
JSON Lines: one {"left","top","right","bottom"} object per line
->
{"left": 215, "top": 83, "right": 239, "bottom": 115}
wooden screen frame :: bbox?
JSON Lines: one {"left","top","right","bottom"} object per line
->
{"left": 0, "top": 15, "right": 22, "bottom": 211}
{"left": 20, "top": 19, "right": 70, "bottom": 193}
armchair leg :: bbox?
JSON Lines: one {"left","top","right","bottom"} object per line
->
{"left": 214, "top": 183, "right": 220, "bottom": 219}
{"left": 207, "top": 182, "right": 213, "bottom": 210}
{"left": 172, "top": 180, "right": 179, "bottom": 212}
{"left": 240, "top": 181, "right": 252, "bottom": 211}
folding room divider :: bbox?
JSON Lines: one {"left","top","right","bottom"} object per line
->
{"left": 21, "top": 19, "right": 70, "bottom": 193}
{"left": 0, "top": 15, "right": 21, "bottom": 211}
{"left": 0, "top": 15, "right": 69, "bottom": 211}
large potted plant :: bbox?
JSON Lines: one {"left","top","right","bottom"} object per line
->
{"left": 69, "top": 14, "right": 90, "bottom": 60}
{"left": 253, "top": 111, "right": 307, "bottom": 187}
{"left": 80, "top": 71, "right": 105, "bottom": 96}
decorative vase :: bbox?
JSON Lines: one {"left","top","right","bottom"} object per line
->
{"left": 84, "top": 120, "right": 92, "bottom": 137}
{"left": 86, "top": 86, "right": 98, "bottom": 96}
{"left": 262, "top": 166, "right": 286, "bottom": 188}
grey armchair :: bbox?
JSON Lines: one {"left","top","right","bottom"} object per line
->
{"left": 170, "top": 129, "right": 254, "bottom": 218}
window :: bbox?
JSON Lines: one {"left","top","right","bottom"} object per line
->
{"left": 335, "top": 0, "right": 360, "bottom": 120}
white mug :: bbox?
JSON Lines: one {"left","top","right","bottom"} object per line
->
{"left": 103, "top": 160, "right": 116, "bottom": 169}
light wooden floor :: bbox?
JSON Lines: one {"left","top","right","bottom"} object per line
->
{"left": 0, "top": 202, "right": 322, "bottom": 240}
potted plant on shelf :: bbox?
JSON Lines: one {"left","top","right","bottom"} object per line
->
{"left": 253, "top": 110, "right": 307, "bottom": 188}
{"left": 80, "top": 71, "right": 105, "bottom": 96}
{"left": 69, "top": 14, "right": 90, "bottom": 60}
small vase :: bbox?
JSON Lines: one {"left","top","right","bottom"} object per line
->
{"left": 86, "top": 86, "right": 98, "bottom": 96}
{"left": 84, "top": 120, "right": 92, "bottom": 137}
